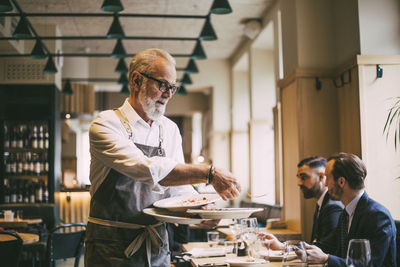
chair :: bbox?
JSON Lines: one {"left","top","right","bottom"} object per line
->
{"left": 45, "top": 223, "right": 86, "bottom": 267}
{"left": 0, "top": 231, "right": 23, "bottom": 267}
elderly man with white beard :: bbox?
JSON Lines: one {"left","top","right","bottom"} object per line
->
{"left": 84, "top": 48, "right": 241, "bottom": 267}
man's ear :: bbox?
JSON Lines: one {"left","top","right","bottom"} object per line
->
{"left": 318, "top": 172, "right": 325, "bottom": 183}
{"left": 130, "top": 71, "right": 142, "bottom": 92}
{"left": 338, "top": 177, "right": 346, "bottom": 188}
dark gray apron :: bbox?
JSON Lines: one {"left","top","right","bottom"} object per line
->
{"left": 85, "top": 110, "right": 171, "bottom": 267}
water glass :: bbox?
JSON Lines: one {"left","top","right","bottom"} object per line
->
{"left": 346, "top": 239, "right": 372, "bottom": 267}
{"left": 224, "top": 241, "right": 238, "bottom": 258}
{"left": 283, "top": 240, "right": 307, "bottom": 263}
{"left": 229, "top": 220, "right": 243, "bottom": 240}
{"left": 207, "top": 231, "right": 219, "bottom": 247}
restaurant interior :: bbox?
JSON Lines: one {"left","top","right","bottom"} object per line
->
{"left": 0, "top": 0, "right": 399, "bottom": 266}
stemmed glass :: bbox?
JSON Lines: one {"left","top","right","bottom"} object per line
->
{"left": 346, "top": 239, "right": 372, "bottom": 267}
{"left": 240, "top": 218, "right": 258, "bottom": 258}
{"left": 229, "top": 219, "right": 243, "bottom": 241}
{"left": 282, "top": 240, "right": 307, "bottom": 265}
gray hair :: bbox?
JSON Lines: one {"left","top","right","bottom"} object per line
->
{"left": 128, "top": 48, "right": 176, "bottom": 84}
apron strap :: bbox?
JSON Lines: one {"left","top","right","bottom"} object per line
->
{"left": 114, "top": 108, "right": 134, "bottom": 141}
{"left": 88, "top": 216, "right": 164, "bottom": 266}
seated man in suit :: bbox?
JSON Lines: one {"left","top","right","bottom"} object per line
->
{"left": 297, "top": 156, "right": 343, "bottom": 248}
{"left": 305, "top": 153, "right": 397, "bottom": 267}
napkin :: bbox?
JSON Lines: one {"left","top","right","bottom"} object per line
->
{"left": 188, "top": 247, "right": 226, "bottom": 258}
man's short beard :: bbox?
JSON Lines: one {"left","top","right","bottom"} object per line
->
{"left": 301, "top": 181, "right": 320, "bottom": 199}
{"left": 139, "top": 86, "right": 167, "bottom": 121}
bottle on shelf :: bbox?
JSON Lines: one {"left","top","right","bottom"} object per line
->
{"left": 23, "top": 152, "right": 30, "bottom": 175}
{"left": 4, "top": 123, "right": 9, "bottom": 148}
{"left": 33, "top": 153, "right": 41, "bottom": 176}
{"left": 16, "top": 180, "right": 23, "bottom": 203}
{"left": 16, "top": 153, "right": 24, "bottom": 175}
{"left": 9, "top": 153, "right": 17, "bottom": 175}
{"left": 29, "top": 182, "right": 35, "bottom": 203}
{"left": 28, "top": 152, "right": 34, "bottom": 176}
{"left": 43, "top": 180, "right": 49, "bottom": 204}
{"left": 4, "top": 153, "right": 11, "bottom": 174}
{"left": 17, "top": 124, "right": 24, "bottom": 148}
{"left": 44, "top": 124, "right": 49, "bottom": 149}
{"left": 38, "top": 124, "right": 44, "bottom": 149}
{"left": 31, "top": 125, "right": 38, "bottom": 149}
{"left": 3, "top": 179, "right": 10, "bottom": 204}
{"left": 10, "top": 180, "right": 17, "bottom": 203}
{"left": 23, "top": 181, "right": 29, "bottom": 203}
{"left": 35, "top": 181, "right": 43, "bottom": 203}
{"left": 11, "top": 126, "right": 18, "bottom": 148}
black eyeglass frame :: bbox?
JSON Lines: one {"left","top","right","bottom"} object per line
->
{"left": 139, "top": 72, "right": 179, "bottom": 95}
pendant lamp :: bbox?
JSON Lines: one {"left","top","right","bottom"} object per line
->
{"left": 101, "top": 0, "right": 124, "bottom": 12}
{"left": 62, "top": 79, "right": 73, "bottom": 95}
{"left": 200, "top": 17, "right": 217, "bottom": 41}
{"left": 118, "top": 74, "right": 128, "bottom": 85}
{"left": 0, "top": 0, "right": 12, "bottom": 12}
{"left": 115, "top": 58, "right": 128, "bottom": 74}
{"left": 177, "top": 85, "right": 187, "bottom": 96}
{"left": 120, "top": 84, "right": 130, "bottom": 95}
{"left": 13, "top": 16, "right": 31, "bottom": 38}
{"left": 191, "top": 41, "right": 206, "bottom": 60}
{"left": 43, "top": 55, "right": 57, "bottom": 74}
{"left": 210, "top": 0, "right": 232, "bottom": 14}
{"left": 107, "top": 15, "right": 125, "bottom": 39}
{"left": 185, "top": 59, "right": 199, "bottom": 73}
{"left": 181, "top": 73, "right": 192, "bottom": 85}
{"left": 30, "top": 40, "right": 46, "bottom": 59}
{"left": 111, "top": 39, "right": 126, "bottom": 58}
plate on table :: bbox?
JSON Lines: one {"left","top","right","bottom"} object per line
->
{"left": 143, "top": 208, "right": 210, "bottom": 225}
{"left": 267, "top": 250, "right": 297, "bottom": 261}
{"left": 225, "top": 257, "right": 266, "bottom": 266}
{"left": 153, "top": 194, "right": 221, "bottom": 212}
{"left": 186, "top": 208, "right": 264, "bottom": 219}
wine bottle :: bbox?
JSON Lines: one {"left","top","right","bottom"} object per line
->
{"left": 9, "top": 153, "right": 17, "bottom": 175}
{"left": 11, "top": 126, "right": 17, "bottom": 148}
{"left": 4, "top": 123, "right": 9, "bottom": 148}
{"left": 16, "top": 180, "right": 23, "bottom": 203}
{"left": 23, "top": 152, "right": 30, "bottom": 175}
{"left": 44, "top": 124, "right": 49, "bottom": 149}
{"left": 43, "top": 181, "right": 49, "bottom": 203}
{"left": 31, "top": 125, "right": 38, "bottom": 149}
{"left": 10, "top": 180, "right": 17, "bottom": 203}
{"left": 17, "top": 124, "right": 24, "bottom": 148}
{"left": 3, "top": 179, "right": 10, "bottom": 204}
{"left": 17, "top": 153, "right": 24, "bottom": 175}
{"left": 34, "top": 153, "right": 41, "bottom": 176}
{"left": 5, "top": 153, "right": 11, "bottom": 174}
{"left": 29, "top": 182, "right": 35, "bottom": 203}
{"left": 38, "top": 124, "right": 44, "bottom": 149}
{"left": 23, "top": 181, "right": 29, "bottom": 203}
{"left": 35, "top": 181, "right": 43, "bottom": 203}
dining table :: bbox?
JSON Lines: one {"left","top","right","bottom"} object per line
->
{"left": 217, "top": 227, "right": 302, "bottom": 242}
{"left": 0, "top": 232, "right": 40, "bottom": 244}
{"left": 0, "top": 218, "right": 43, "bottom": 229}
{"left": 181, "top": 242, "right": 319, "bottom": 267}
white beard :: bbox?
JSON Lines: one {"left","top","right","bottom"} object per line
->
{"left": 138, "top": 87, "right": 167, "bottom": 121}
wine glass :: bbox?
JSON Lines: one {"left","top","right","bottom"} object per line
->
{"left": 229, "top": 219, "right": 243, "bottom": 241}
{"left": 240, "top": 218, "right": 258, "bottom": 257}
{"left": 282, "top": 240, "right": 307, "bottom": 264}
{"left": 346, "top": 239, "right": 372, "bottom": 267}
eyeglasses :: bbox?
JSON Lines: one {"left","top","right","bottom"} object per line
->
{"left": 139, "top": 72, "right": 179, "bottom": 95}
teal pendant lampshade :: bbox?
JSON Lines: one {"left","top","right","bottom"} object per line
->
{"left": 191, "top": 41, "right": 206, "bottom": 60}
{"left": 177, "top": 85, "right": 187, "bottom": 96}
{"left": 62, "top": 79, "right": 73, "bottom": 95}
{"left": 101, "top": 0, "right": 124, "bottom": 12}
{"left": 120, "top": 84, "right": 130, "bottom": 95}
{"left": 118, "top": 74, "right": 128, "bottom": 85}
{"left": 115, "top": 58, "right": 128, "bottom": 74}
{"left": 13, "top": 17, "right": 31, "bottom": 38}
{"left": 0, "top": 0, "right": 12, "bottom": 12}
{"left": 30, "top": 40, "right": 46, "bottom": 59}
{"left": 200, "top": 17, "right": 217, "bottom": 41}
{"left": 107, "top": 15, "right": 125, "bottom": 39}
{"left": 43, "top": 56, "right": 57, "bottom": 74}
{"left": 111, "top": 39, "right": 126, "bottom": 58}
{"left": 210, "top": 0, "right": 232, "bottom": 14}
{"left": 181, "top": 73, "right": 192, "bottom": 85}
{"left": 185, "top": 59, "right": 199, "bottom": 73}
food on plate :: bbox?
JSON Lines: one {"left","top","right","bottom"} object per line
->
{"left": 181, "top": 196, "right": 210, "bottom": 206}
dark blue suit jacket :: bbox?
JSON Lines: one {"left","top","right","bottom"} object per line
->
{"left": 321, "top": 192, "right": 397, "bottom": 267}
{"left": 313, "top": 192, "right": 343, "bottom": 249}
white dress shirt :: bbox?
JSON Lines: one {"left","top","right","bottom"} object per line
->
{"left": 89, "top": 98, "right": 196, "bottom": 196}
{"left": 316, "top": 188, "right": 328, "bottom": 216}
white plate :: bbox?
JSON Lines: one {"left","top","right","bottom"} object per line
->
{"left": 265, "top": 250, "right": 297, "bottom": 261}
{"left": 153, "top": 194, "right": 221, "bottom": 212}
{"left": 143, "top": 208, "right": 209, "bottom": 225}
{"left": 225, "top": 257, "right": 266, "bottom": 266}
{"left": 186, "top": 208, "right": 264, "bottom": 219}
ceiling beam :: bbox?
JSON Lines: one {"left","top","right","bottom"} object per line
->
{"left": 1, "top": 12, "right": 207, "bottom": 19}
{"left": 0, "top": 36, "right": 198, "bottom": 41}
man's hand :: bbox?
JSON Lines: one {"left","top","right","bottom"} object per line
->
{"left": 304, "top": 243, "right": 329, "bottom": 264}
{"left": 257, "top": 233, "right": 284, "bottom": 250}
{"left": 211, "top": 168, "right": 241, "bottom": 200}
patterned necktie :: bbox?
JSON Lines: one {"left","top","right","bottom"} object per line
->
{"left": 339, "top": 210, "right": 349, "bottom": 258}
{"left": 311, "top": 204, "right": 320, "bottom": 243}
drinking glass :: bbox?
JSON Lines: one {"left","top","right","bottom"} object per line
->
{"left": 229, "top": 219, "right": 243, "bottom": 241}
{"left": 282, "top": 240, "right": 307, "bottom": 264}
{"left": 346, "top": 239, "right": 372, "bottom": 267}
{"left": 224, "top": 241, "right": 238, "bottom": 258}
{"left": 207, "top": 231, "right": 219, "bottom": 248}
{"left": 240, "top": 218, "right": 258, "bottom": 257}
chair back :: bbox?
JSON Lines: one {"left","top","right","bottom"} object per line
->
{"left": 46, "top": 223, "right": 86, "bottom": 267}
{"left": 0, "top": 231, "right": 23, "bottom": 267}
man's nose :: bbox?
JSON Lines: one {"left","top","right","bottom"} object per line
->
{"left": 297, "top": 178, "right": 302, "bottom": 186}
{"left": 162, "top": 88, "right": 172, "bottom": 98}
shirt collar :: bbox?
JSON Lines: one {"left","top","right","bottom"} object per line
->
{"left": 345, "top": 190, "right": 364, "bottom": 216}
{"left": 119, "top": 98, "right": 160, "bottom": 128}
{"left": 317, "top": 187, "right": 328, "bottom": 208}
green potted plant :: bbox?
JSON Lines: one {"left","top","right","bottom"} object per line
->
{"left": 384, "top": 96, "right": 400, "bottom": 149}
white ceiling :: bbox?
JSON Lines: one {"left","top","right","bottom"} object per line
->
{"left": 3, "top": 0, "right": 275, "bottom": 89}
